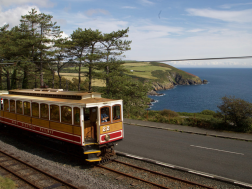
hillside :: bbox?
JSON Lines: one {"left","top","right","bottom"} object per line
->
{"left": 123, "top": 62, "right": 205, "bottom": 94}
{"left": 60, "top": 61, "right": 206, "bottom": 93}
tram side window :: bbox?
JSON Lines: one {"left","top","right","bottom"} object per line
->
{"left": 4, "top": 99, "right": 8, "bottom": 111}
{"left": 40, "top": 104, "right": 48, "bottom": 119}
{"left": 10, "top": 100, "right": 15, "bottom": 113}
{"left": 61, "top": 106, "right": 72, "bottom": 124}
{"left": 24, "top": 101, "right": 30, "bottom": 116}
{"left": 16, "top": 101, "right": 23, "bottom": 114}
{"left": 50, "top": 105, "right": 59, "bottom": 121}
{"left": 32, "top": 103, "right": 39, "bottom": 117}
{"left": 113, "top": 105, "right": 121, "bottom": 121}
{"left": 74, "top": 107, "right": 80, "bottom": 125}
{"left": 101, "top": 107, "right": 110, "bottom": 123}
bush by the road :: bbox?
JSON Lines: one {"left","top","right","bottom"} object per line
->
{"left": 217, "top": 96, "right": 252, "bottom": 132}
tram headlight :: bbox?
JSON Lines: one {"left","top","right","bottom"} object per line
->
{"left": 105, "top": 134, "right": 110, "bottom": 141}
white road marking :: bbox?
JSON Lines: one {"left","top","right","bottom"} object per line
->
{"left": 190, "top": 145, "right": 244, "bottom": 155}
{"left": 156, "top": 162, "right": 174, "bottom": 168}
{"left": 188, "top": 171, "right": 214, "bottom": 178}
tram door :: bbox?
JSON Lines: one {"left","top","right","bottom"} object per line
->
{"left": 84, "top": 107, "right": 97, "bottom": 142}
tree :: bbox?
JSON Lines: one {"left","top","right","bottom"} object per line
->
{"left": 217, "top": 96, "right": 252, "bottom": 132}
{"left": 103, "top": 73, "right": 151, "bottom": 115}
{"left": 20, "top": 8, "right": 62, "bottom": 87}
{"left": 51, "top": 37, "right": 71, "bottom": 89}
{"left": 69, "top": 28, "right": 102, "bottom": 91}
{"left": 100, "top": 28, "right": 131, "bottom": 94}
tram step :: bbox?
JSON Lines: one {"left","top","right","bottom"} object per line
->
{"left": 84, "top": 149, "right": 101, "bottom": 154}
{"left": 85, "top": 157, "right": 101, "bottom": 162}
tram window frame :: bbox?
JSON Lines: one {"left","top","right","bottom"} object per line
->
{"left": 112, "top": 104, "right": 121, "bottom": 122}
{"left": 61, "top": 106, "right": 72, "bottom": 124}
{"left": 10, "top": 100, "right": 15, "bottom": 113}
{"left": 32, "top": 102, "right": 39, "bottom": 118}
{"left": 4, "top": 99, "right": 9, "bottom": 111}
{"left": 74, "top": 107, "right": 80, "bottom": 126}
{"left": 16, "top": 100, "right": 23, "bottom": 114}
{"left": 50, "top": 104, "right": 59, "bottom": 122}
{"left": 100, "top": 106, "right": 111, "bottom": 125}
{"left": 24, "top": 101, "right": 31, "bottom": 116}
{"left": 40, "top": 103, "right": 49, "bottom": 120}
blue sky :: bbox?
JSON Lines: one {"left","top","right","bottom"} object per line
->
{"left": 1, "top": 0, "right": 252, "bottom": 67}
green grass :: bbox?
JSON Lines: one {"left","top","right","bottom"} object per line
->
{"left": 124, "top": 62, "right": 172, "bottom": 79}
{"left": 59, "top": 61, "right": 199, "bottom": 85}
{"left": 0, "top": 176, "right": 16, "bottom": 189}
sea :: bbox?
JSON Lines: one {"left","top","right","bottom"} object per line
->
{"left": 149, "top": 68, "right": 252, "bottom": 113}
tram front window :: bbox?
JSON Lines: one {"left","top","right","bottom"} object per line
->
{"left": 113, "top": 105, "right": 121, "bottom": 121}
{"left": 101, "top": 107, "right": 110, "bottom": 123}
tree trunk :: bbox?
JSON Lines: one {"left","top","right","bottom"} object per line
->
{"left": 89, "top": 66, "right": 92, "bottom": 92}
{"left": 52, "top": 70, "right": 55, "bottom": 88}
{"left": 58, "top": 72, "right": 62, "bottom": 89}
{"left": 6, "top": 71, "right": 10, "bottom": 90}
{"left": 78, "top": 63, "right": 81, "bottom": 91}
{"left": 0, "top": 66, "right": 2, "bottom": 90}
{"left": 22, "top": 66, "right": 28, "bottom": 89}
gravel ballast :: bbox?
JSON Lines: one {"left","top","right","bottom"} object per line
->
{"left": 0, "top": 128, "right": 250, "bottom": 189}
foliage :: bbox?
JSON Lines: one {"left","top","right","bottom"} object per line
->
{"left": 217, "top": 96, "right": 252, "bottom": 132}
{"left": 102, "top": 74, "right": 151, "bottom": 115}
{"left": 200, "top": 109, "right": 216, "bottom": 115}
{"left": 160, "top": 109, "right": 179, "bottom": 117}
{"left": 0, "top": 176, "right": 16, "bottom": 189}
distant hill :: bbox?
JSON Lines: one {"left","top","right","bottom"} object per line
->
{"left": 123, "top": 62, "right": 204, "bottom": 94}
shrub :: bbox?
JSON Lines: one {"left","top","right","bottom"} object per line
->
{"left": 160, "top": 109, "right": 179, "bottom": 117}
{"left": 217, "top": 96, "right": 252, "bottom": 132}
{"left": 200, "top": 109, "right": 216, "bottom": 115}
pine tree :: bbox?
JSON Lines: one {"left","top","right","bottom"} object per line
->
{"left": 100, "top": 28, "right": 131, "bottom": 95}
{"left": 20, "top": 8, "right": 62, "bottom": 87}
{"left": 69, "top": 28, "right": 102, "bottom": 91}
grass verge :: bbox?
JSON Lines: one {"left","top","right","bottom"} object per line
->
{"left": 0, "top": 176, "right": 16, "bottom": 189}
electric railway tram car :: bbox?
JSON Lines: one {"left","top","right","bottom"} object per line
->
{"left": 0, "top": 89, "right": 124, "bottom": 162}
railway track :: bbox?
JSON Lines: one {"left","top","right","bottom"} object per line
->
{"left": 97, "top": 159, "right": 215, "bottom": 189}
{"left": 0, "top": 148, "right": 81, "bottom": 189}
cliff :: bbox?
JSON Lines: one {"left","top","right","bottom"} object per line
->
{"left": 124, "top": 61, "right": 206, "bottom": 95}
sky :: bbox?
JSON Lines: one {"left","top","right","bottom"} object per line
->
{"left": 1, "top": 0, "right": 252, "bottom": 68}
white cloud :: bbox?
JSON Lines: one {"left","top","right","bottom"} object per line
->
{"left": 220, "top": 2, "right": 252, "bottom": 9}
{"left": 187, "top": 8, "right": 252, "bottom": 23}
{"left": 122, "top": 6, "right": 137, "bottom": 9}
{"left": 85, "top": 9, "right": 110, "bottom": 16}
{"left": 1, "top": 0, "right": 54, "bottom": 8}
{"left": 139, "top": 0, "right": 154, "bottom": 5}
{"left": 187, "top": 28, "right": 205, "bottom": 33}
{"left": 0, "top": 6, "right": 40, "bottom": 28}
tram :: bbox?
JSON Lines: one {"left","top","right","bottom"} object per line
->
{"left": 0, "top": 88, "right": 124, "bottom": 162}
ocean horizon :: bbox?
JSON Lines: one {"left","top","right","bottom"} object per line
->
{"left": 149, "top": 68, "right": 252, "bottom": 113}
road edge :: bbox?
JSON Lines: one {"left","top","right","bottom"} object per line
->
{"left": 116, "top": 150, "right": 252, "bottom": 188}
{"left": 124, "top": 122, "right": 252, "bottom": 142}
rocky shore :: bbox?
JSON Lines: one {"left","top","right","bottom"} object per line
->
{"left": 148, "top": 73, "right": 207, "bottom": 96}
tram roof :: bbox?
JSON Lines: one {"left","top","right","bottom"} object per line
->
{"left": 1, "top": 91, "right": 122, "bottom": 106}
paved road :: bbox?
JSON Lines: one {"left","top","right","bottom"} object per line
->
{"left": 116, "top": 124, "right": 252, "bottom": 184}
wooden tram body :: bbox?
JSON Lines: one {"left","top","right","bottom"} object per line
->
{"left": 0, "top": 89, "right": 124, "bottom": 162}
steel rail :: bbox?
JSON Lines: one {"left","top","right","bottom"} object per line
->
{"left": 97, "top": 164, "right": 171, "bottom": 189}
{"left": 113, "top": 159, "right": 215, "bottom": 189}
{"left": 0, "top": 163, "right": 40, "bottom": 189}
{"left": 0, "top": 149, "right": 79, "bottom": 189}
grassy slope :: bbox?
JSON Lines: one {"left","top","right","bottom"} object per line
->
{"left": 60, "top": 61, "right": 200, "bottom": 86}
